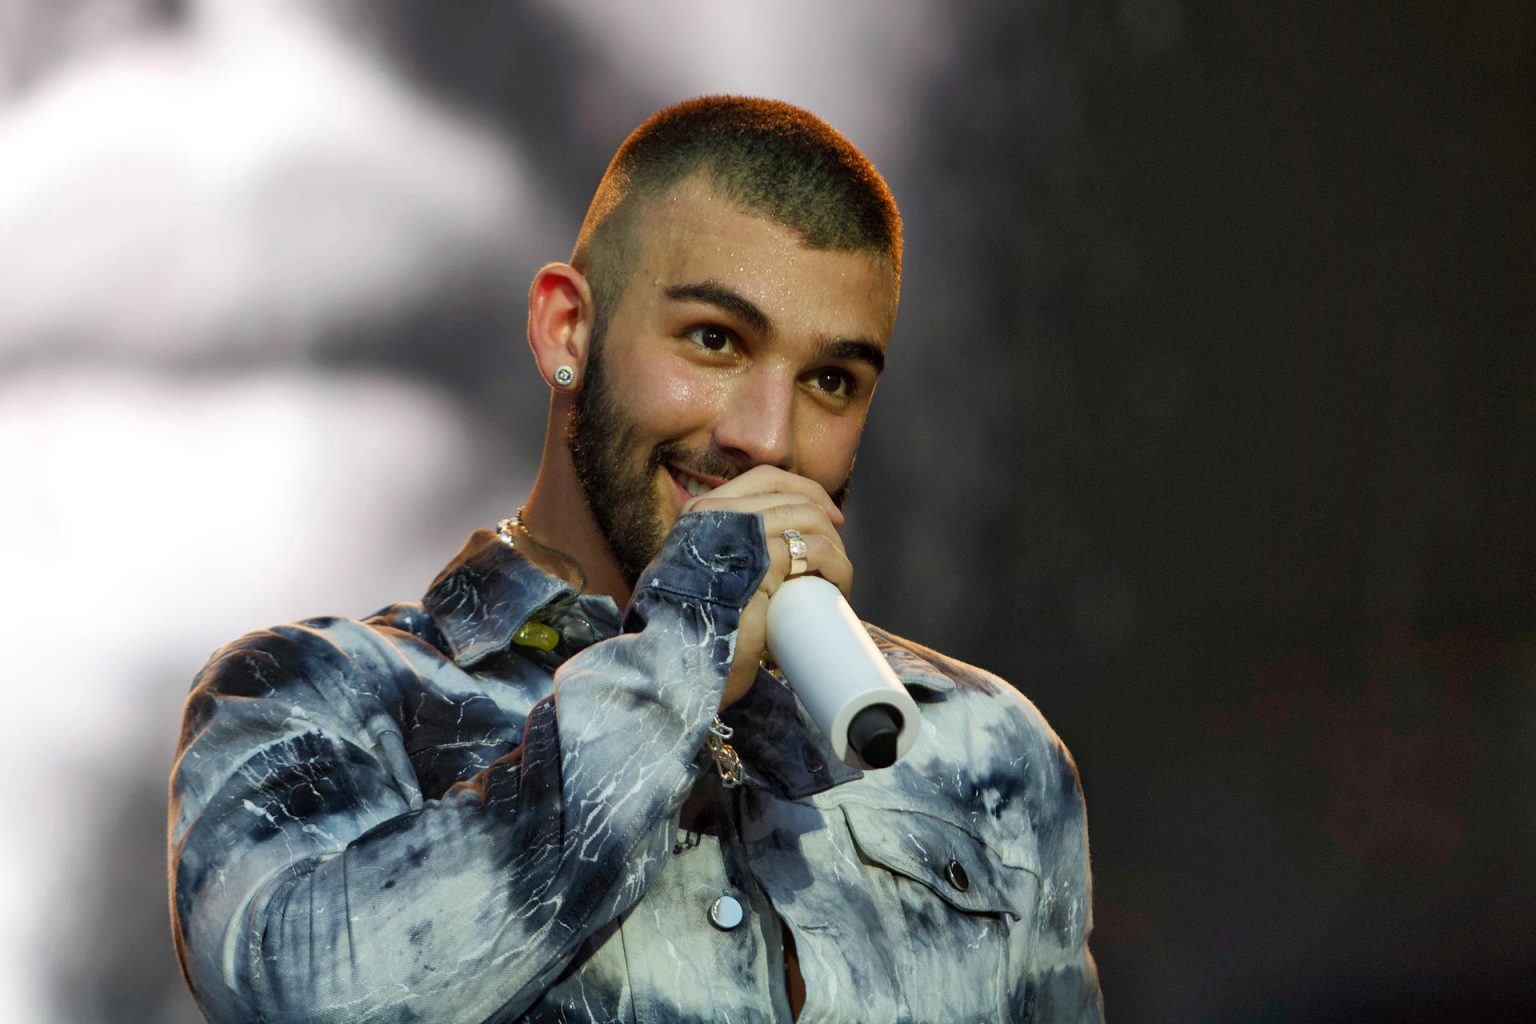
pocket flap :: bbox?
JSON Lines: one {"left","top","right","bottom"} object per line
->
{"left": 842, "top": 803, "right": 1032, "bottom": 920}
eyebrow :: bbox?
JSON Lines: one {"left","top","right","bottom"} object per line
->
{"left": 664, "top": 281, "right": 771, "bottom": 337}
{"left": 813, "top": 337, "right": 886, "bottom": 375}
{"left": 664, "top": 280, "right": 886, "bottom": 375}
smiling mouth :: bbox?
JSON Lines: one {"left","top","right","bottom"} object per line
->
{"left": 667, "top": 464, "right": 722, "bottom": 499}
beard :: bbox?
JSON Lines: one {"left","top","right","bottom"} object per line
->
{"left": 567, "top": 342, "right": 741, "bottom": 585}
{"left": 567, "top": 341, "right": 853, "bottom": 586}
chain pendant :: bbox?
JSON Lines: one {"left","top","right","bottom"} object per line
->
{"left": 706, "top": 716, "right": 744, "bottom": 788}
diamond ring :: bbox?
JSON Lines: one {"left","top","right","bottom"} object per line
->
{"left": 782, "top": 528, "right": 809, "bottom": 576}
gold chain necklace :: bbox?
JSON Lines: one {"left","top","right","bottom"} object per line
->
{"left": 497, "top": 507, "right": 587, "bottom": 594}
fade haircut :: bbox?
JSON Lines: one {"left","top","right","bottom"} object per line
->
{"left": 571, "top": 95, "right": 902, "bottom": 345}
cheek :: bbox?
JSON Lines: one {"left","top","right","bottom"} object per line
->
{"left": 797, "top": 413, "right": 867, "bottom": 486}
{"left": 621, "top": 357, "right": 723, "bottom": 430}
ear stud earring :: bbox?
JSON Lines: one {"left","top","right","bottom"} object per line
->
{"left": 553, "top": 365, "right": 576, "bottom": 387}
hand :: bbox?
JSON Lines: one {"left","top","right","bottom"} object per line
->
{"left": 679, "top": 465, "right": 851, "bottom": 709}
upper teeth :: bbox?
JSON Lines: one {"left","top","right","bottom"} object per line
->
{"left": 682, "top": 475, "right": 712, "bottom": 497}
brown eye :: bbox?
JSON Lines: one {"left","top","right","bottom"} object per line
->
{"left": 812, "top": 369, "right": 853, "bottom": 397}
{"left": 689, "top": 326, "right": 735, "bottom": 353}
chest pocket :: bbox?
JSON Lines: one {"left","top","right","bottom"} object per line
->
{"left": 842, "top": 803, "right": 1040, "bottom": 1023}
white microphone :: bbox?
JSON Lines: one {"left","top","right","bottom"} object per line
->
{"left": 765, "top": 575, "right": 920, "bottom": 769}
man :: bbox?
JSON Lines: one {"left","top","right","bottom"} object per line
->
{"left": 170, "top": 96, "right": 1102, "bottom": 1023}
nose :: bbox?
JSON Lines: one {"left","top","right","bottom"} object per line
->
{"left": 711, "top": 369, "right": 795, "bottom": 474}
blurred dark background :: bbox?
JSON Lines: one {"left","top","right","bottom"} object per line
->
{"left": 2, "top": 1, "right": 1530, "bottom": 1021}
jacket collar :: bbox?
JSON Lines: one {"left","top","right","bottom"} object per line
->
{"left": 424, "top": 528, "right": 615, "bottom": 667}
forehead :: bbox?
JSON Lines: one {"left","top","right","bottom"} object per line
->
{"left": 627, "top": 176, "right": 899, "bottom": 339}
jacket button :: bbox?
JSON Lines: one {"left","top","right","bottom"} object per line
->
{"left": 944, "top": 859, "right": 971, "bottom": 892}
{"left": 709, "top": 893, "right": 745, "bottom": 931}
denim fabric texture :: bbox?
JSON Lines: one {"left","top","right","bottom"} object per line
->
{"left": 169, "top": 510, "right": 1102, "bottom": 1022}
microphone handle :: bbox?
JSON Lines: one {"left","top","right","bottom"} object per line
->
{"left": 764, "top": 576, "right": 919, "bottom": 769}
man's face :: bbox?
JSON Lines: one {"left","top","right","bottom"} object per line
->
{"left": 568, "top": 175, "right": 898, "bottom": 583}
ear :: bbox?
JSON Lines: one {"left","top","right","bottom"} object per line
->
{"left": 527, "top": 263, "right": 596, "bottom": 391}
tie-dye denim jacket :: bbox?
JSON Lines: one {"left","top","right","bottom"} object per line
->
{"left": 170, "top": 511, "right": 1102, "bottom": 1022}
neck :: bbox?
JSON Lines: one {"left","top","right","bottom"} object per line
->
{"left": 520, "top": 396, "right": 634, "bottom": 606}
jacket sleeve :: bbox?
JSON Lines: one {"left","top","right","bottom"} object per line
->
{"left": 1021, "top": 733, "right": 1104, "bottom": 1023}
{"left": 168, "top": 511, "right": 768, "bottom": 1024}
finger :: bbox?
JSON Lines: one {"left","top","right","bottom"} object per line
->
{"left": 759, "top": 510, "right": 853, "bottom": 598}
{"left": 722, "top": 590, "right": 769, "bottom": 710}
{"left": 792, "top": 533, "right": 853, "bottom": 597}
{"left": 683, "top": 492, "right": 844, "bottom": 542}
{"left": 687, "top": 466, "right": 843, "bottom": 524}
{"left": 755, "top": 502, "right": 847, "bottom": 559}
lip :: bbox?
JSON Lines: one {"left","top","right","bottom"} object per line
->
{"left": 665, "top": 464, "right": 725, "bottom": 505}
